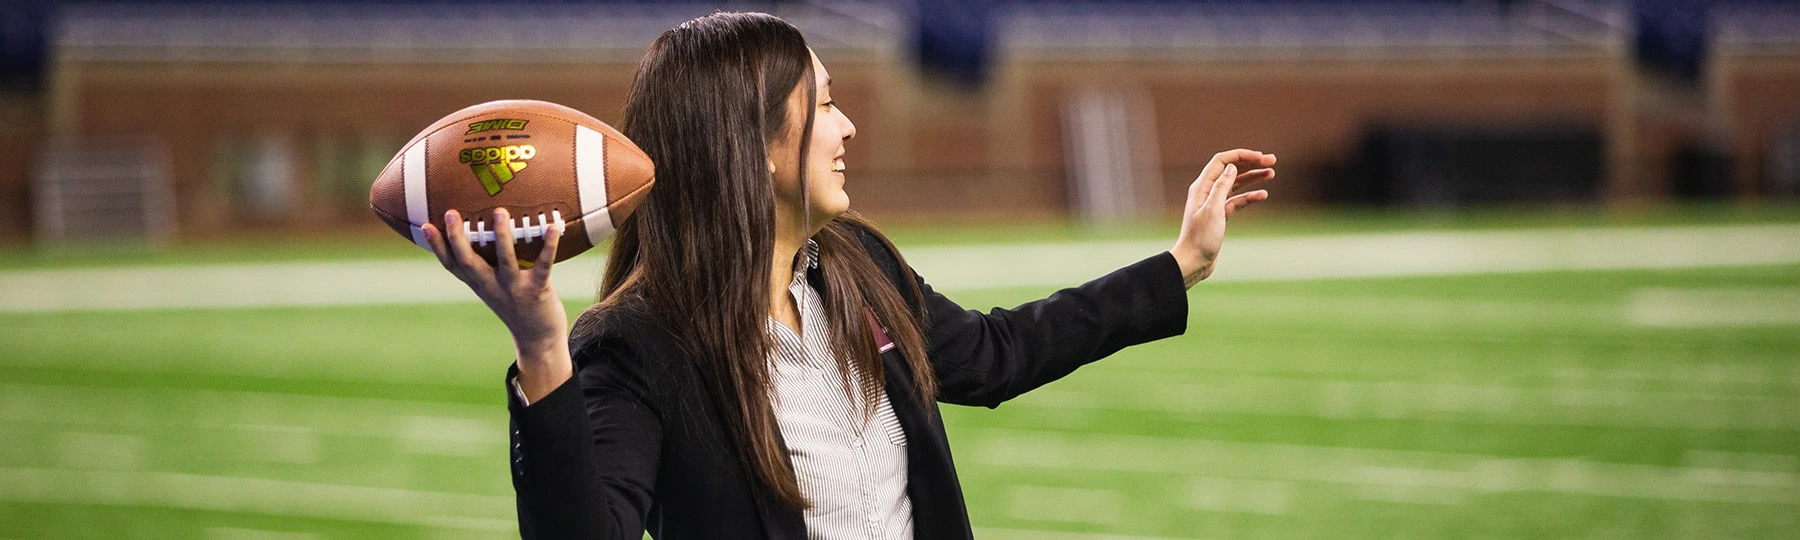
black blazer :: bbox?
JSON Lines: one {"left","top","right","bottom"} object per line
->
{"left": 505, "top": 228, "right": 1189, "bottom": 539}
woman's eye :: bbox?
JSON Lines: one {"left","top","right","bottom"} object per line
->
{"left": 822, "top": 100, "right": 837, "bottom": 110}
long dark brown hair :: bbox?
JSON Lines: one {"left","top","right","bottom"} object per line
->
{"left": 576, "top": 11, "right": 935, "bottom": 511}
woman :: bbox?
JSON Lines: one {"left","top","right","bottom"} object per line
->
{"left": 421, "top": 11, "right": 1275, "bottom": 540}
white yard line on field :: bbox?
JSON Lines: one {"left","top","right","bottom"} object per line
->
{"left": 964, "top": 428, "right": 1800, "bottom": 506}
{"left": 0, "top": 224, "right": 1796, "bottom": 312}
{"left": 1009, "top": 370, "right": 1800, "bottom": 431}
{"left": 1625, "top": 287, "right": 1800, "bottom": 327}
{"left": 0, "top": 467, "right": 516, "bottom": 533}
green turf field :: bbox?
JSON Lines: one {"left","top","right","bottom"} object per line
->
{"left": 1, "top": 212, "right": 1797, "bottom": 538}
{"left": 4, "top": 202, "right": 1798, "bottom": 271}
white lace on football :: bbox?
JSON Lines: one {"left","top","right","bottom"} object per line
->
{"left": 464, "top": 210, "right": 565, "bottom": 246}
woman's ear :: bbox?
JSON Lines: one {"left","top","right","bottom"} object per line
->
{"left": 767, "top": 159, "right": 776, "bottom": 176}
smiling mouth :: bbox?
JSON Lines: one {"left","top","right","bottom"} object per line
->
{"left": 831, "top": 158, "right": 845, "bottom": 172}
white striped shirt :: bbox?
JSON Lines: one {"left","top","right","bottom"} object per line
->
{"left": 767, "top": 240, "right": 914, "bottom": 540}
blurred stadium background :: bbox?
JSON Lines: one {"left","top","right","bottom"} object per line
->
{"left": 1, "top": 0, "right": 1798, "bottom": 538}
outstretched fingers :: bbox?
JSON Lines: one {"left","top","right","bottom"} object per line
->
{"left": 1225, "top": 189, "right": 1269, "bottom": 218}
{"left": 1207, "top": 149, "right": 1275, "bottom": 176}
{"left": 1233, "top": 168, "right": 1276, "bottom": 190}
{"left": 1194, "top": 149, "right": 1276, "bottom": 201}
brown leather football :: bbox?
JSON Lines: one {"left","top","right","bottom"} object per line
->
{"left": 369, "top": 100, "right": 653, "bottom": 266}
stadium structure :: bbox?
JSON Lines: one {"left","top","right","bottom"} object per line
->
{"left": 0, "top": 0, "right": 1796, "bottom": 246}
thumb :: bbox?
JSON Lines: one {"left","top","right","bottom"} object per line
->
{"left": 1206, "top": 164, "right": 1238, "bottom": 207}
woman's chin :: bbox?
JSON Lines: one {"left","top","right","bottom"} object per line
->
{"left": 812, "top": 194, "right": 851, "bottom": 222}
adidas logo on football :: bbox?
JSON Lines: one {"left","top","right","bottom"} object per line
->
{"left": 459, "top": 145, "right": 537, "bottom": 196}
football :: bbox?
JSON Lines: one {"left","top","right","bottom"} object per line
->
{"left": 369, "top": 99, "right": 653, "bottom": 266}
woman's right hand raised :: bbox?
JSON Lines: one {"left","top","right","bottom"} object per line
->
{"left": 421, "top": 207, "right": 572, "bottom": 403}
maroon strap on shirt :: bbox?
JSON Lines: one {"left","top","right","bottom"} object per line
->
{"left": 865, "top": 310, "right": 896, "bottom": 353}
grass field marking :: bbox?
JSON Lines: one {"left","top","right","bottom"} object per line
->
{"left": 0, "top": 257, "right": 605, "bottom": 312}
{"left": 0, "top": 260, "right": 455, "bottom": 311}
{"left": 4, "top": 224, "right": 1797, "bottom": 312}
{"left": 1187, "top": 476, "right": 1295, "bottom": 515}
{"left": 970, "top": 528, "right": 1197, "bottom": 540}
{"left": 903, "top": 223, "right": 1800, "bottom": 288}
{"left": 1682, "top": 450, "right": 1800, "bottom": 489}
{"left": 1168, "top": 291, "right": 1617, "bottom": 330}
{"left": 963, "top": 427, "right": 1493, "bottom": 485}
{"left": 1684, "top": 450, "right": 1799, "bottom": 473}
{"left": 1550, "top": 363, "right": 1791, "bottom": 392}
{"left": 400, "top": 414, "right": 496, "bottom": 457}
{"left": 963, "top": 428, "right": 1800, "bottom": 505}
{"left": 1004, "top": 485, "right": 1127, "bottom": 525}
{"left": 0, "top": 257, "right": 604, "bottom": 312}
{"left": 1008, "top": 370, "right": 1798, "bottom": 431}
{"left": 1203, "top": 223, "right": 1800, "bottom": 282}
{"left": 0, "top": 382, "right": 506, "bottom": 455}
{"left": 205, "top": 527, "right": 320, "bottom": 540}
{"left": 415, "top": 515, "right": 519, "bottom": 533}
{"left": 0, "top": 467, "right": 514, "bottom": 530}
{"left": 51, "top": 431, "right": 145, "bottom": 471}
{"left": 224, "top": 423, "right": 320, "bottom": 465}
{"left": 1348, "top": 466, "right": 1471, "bottom": 506}
{"left": 1626, "top": 287, "right": 1800, "bottom": 327}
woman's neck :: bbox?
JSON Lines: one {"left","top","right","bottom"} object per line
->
{"left": 768, "top": 216, "right": 811, "bottom": 334}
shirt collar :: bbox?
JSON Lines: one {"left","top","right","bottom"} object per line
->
{"left": 794, "top": 238, "right": 820, "bottom": 275}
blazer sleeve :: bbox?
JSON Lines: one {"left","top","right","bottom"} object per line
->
{"left": 858, "top": 231, "right": 1190, "bottom": 408}
{"left": 506, "top": 330, "right": 661, "bottom": 540}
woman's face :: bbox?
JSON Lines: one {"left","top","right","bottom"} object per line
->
{"left": 769, "top": 51, "right": 856, "bottom": 230}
